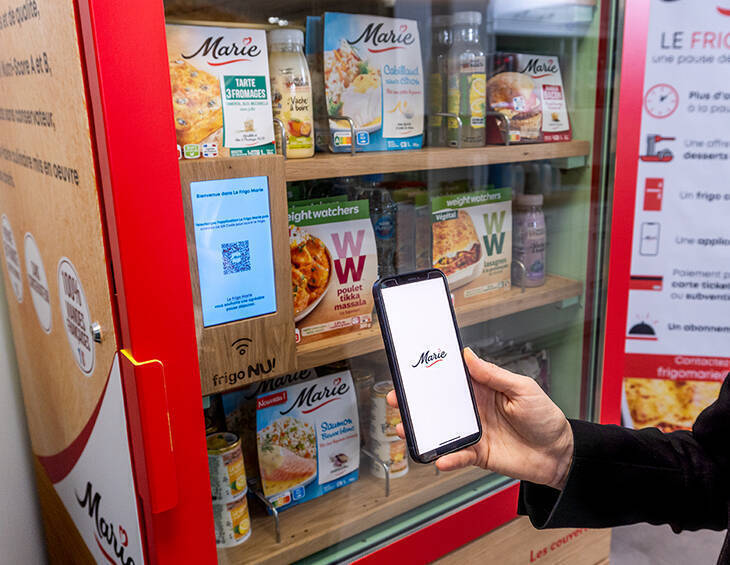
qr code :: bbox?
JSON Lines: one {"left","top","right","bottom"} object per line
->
{"left": 221, "top": 241, "right": 251, "bottom": 274}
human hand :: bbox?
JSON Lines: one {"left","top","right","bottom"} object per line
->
{"left": 386, "top": 347, "right": 574, "bottom": 490}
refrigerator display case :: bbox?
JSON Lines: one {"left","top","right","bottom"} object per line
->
{"left": 0, "top": 0, "right": 620, "bottom": 563}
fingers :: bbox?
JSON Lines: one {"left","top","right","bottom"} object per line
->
{"left": 386, "top": 390, "right": 398, "bottom": 409}
{"left": 463, "top": 347, "right": 526, "bottom": 396}
{"left": 395, "top": 423, "right": 405, "bottom": 439}
{"left": 435, "top": 447, "right": 477, "bottom": 471}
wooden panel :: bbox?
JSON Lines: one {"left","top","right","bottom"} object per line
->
{"left": 285, "top": 141, "right": 591, "bottom": 182}
{"left": 179, "top": 157, "right": 297, "bottom": 395}
{"left": 436, "top": 516, "right": 611, "bottom": 565}
{"left": 219, "top": 463, "right": 491, "bottom": 565}
{"left": 295, "top": 275, "right": 582, "bottom": 369}
{"left": 34, "top": 457, "right": 94, "bottom": 565}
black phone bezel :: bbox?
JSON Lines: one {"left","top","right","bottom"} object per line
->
{"left": 372, "top": 268, "right": 482, "bottom": 464}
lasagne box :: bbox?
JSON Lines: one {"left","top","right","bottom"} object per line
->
{"left": 166, "top": 23, "right": 275, "bottom": 159}
{"left": 486, "top": 53, "right": 571, "bottom": 144}
{"left": 289, "top": 200, "right": 378, "bottom": 344}
{"left": 256, "top": 371, "right": 360, "bottom": 510}
{"left": 320, "top": 12, "right": 425, "bottom": 152}
{"left": 431, "top": 188, "right": 512, "bottom": 305}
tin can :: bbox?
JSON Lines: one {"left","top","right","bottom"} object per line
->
{"left": 213, "top": 494, "right": 251, "bottom": 547}
{"left": 207, "top": 432, "right": 247, "bottom": 502}
{"left": 353, "top": 370, "right": 374, "bottom": 446}
{"left": 369, "top": 381, "right": 401, "bottom": 442}
{"left": 370, "top": 438, "right": 409, "bottom": 479}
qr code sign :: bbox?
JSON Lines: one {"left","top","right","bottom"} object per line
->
{"left": 222, "top": 241, "right": 251, "bottom": 274}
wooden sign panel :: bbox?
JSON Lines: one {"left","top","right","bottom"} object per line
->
{"left": 179, "top": 156, "right": 296, "bottom": 395}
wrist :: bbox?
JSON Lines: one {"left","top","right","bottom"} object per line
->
{"left": 548, "top": 419, "right": 574, "bottom": 490}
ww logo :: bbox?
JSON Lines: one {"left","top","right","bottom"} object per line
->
{"left": 482, "top": 210, "right": 506, "bottom": 255}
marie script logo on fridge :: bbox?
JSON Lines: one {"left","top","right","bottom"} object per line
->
{"left": 182, "top": 35, "right": 262, "bottom": 65}
{"left": 411, "top": 348, "right": 447, "bottom": 369}
{"left": 346, "top": 22, "right": 416, "bottom": 52}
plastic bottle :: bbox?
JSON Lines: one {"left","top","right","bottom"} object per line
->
{"left": 268, "top": 28, "right": 315, "bottom": 158}
{"left": 512, "top": 194, "right": 546, "bottom": 287}
{"left": 427, "top": 15, "right": 452, "bottom": 147}
{"left": 447, "top": 11, "right": 486, "bottom": 148}
{"left": 353, "top": 176, "right": 397, "bottom": 277}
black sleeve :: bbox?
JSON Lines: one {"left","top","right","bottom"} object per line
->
{"left": 518, "top": 376, "right": 730, "bottom": 532}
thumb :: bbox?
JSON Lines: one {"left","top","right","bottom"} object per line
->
{"left": 464, "top": 347, "right": 524, "bottom": 396}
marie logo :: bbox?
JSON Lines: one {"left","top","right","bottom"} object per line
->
{"left": 520, "top": 58, "right": 558, "bottom": 79}
{"left": 182, "top": 35, "right": 260, "bottom": 66}
{"left": 412, "top": 349, "right": 447, "bottom": 369}
{"left": 76, "top": 482, "right": 136, "bottom": 565}
{"left": 347, "top": 22, "right": 415, "bottom": 53}
{"left": 280, "top": 377, "right": 350, "bottom": 414}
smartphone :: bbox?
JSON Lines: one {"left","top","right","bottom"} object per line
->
{"left": 373, "top": 269, "right": 482, "bottom": 464}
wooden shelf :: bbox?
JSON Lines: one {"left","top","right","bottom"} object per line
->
{"left": 285, "top": 140, "right": 590, "bottom": 182}
{"left": 218, "top": 463, "right": 491, "bottom": 565}
{"left": 296, "top": 274, "right": 583, "bottom": 369}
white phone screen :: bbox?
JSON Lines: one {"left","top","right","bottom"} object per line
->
{"left": 381, "top": 278, "right": 479, "bottom": 455}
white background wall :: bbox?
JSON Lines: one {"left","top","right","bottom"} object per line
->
{"left": 0, "top": 275, "right": 46, "bottom": 564}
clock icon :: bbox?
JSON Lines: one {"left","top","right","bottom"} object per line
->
{"left": 644, "top": 84, "right": 679, "bottom": 119}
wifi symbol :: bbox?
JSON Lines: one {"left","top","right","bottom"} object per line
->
{"left": 232, "top": 337, "right": 252, "bottom": 355}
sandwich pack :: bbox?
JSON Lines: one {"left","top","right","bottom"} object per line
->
{"left": 255, "top": 371, "right": 360, "bottom": 510}
{"left": 431, "top": 188, "right": 512, "bottom": 305}
{"left": 288, "top": 200, "right": 378, "bottom": 343}
{"left": 486, "top": 53, "right": 571, "bottom": 144}
{"left": 166, "top": 23, "right": 275, "bottom": 159}
{"left": 316, "top": 12, "right": 425, "bottom": 152}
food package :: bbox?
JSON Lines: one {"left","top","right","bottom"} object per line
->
{"left": 288, "top": 200, "right": 378, "bottom": 344}
{"left": 486, "top": 53, "right": 571, "bottom": 144}
{"left": 166, "top": 23, "right": 275, "bottom": 159}
{"left": 321, "top": 12, "right": 424, "bottom": 152}
{"left": 256, "top": 371, "right": 360, "bottom": 510}
{"left": 431, "top": 188, "right": 512, "bottom": 304}
{"left": 222, "top": 369, "right": 317, "bottom": 484}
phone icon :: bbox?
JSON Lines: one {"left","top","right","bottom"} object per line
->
{"left": 640, "top": 222, "right": 660, "bottom": 256}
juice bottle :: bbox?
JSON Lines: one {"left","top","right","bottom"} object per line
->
{"left": 427, "top": 15, "right": 452, "bottom": 147}
{"left": 268, "top": 28, "right": 315, "bottom": 158}
{"left": 447, "top": 11, "right": 486, "bottom": 148}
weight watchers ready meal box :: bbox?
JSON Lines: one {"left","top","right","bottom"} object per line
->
{"left": 289, "top": 200, "right": 378, "bottom": 344}
{"left": 486, "top": 53, "right": 571, "bottom": 144}
{"left": 256, "top": 371, "right": 360, "bottom": 510}
{"left": 322, "top": 12, "right": 424, "bottom": 152}
{"left": 166, "top": 23, "right": 275, "bottom": 159}
{"left": 431, "top": 188, "right": 512, "bottom": 304}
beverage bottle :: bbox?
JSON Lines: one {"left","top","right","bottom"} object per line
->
{"left": 512, "top": 194, "right": 546, "bottom": 287}
{"left": 353, "top": 175, "right": 397, "bottom": 277}
{"left": 427, "top": 15, "right": 452, "bottom": 147}
{"left": 447, "top": 11, "right": 486, "bottom": 148}
{"left": 268, "top": 28, "right": 315, "bottom": 158}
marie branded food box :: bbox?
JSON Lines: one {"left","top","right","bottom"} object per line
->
{"left": 256, "top": 371, "right": 360, "bottom": 510}
{"left": 486, "top": 53, "right": 571, "bottom": 144}
{"left": 166, "top": 23, "right": 276, "bottom": 159}
{"left": 431, "top": 188, "right": 512, "bottom": 305}
{"left": 321, "top": 12, "right": 425, "bottom": 152}
{"left": 222, "top": 369, "right": 318, "bottom": 484}
{"left": 288, "top": 200, "right": 378, "bottom": 343}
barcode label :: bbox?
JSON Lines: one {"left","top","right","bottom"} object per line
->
{"left": 221, "top": 240, "right": 251, "bottom": 274}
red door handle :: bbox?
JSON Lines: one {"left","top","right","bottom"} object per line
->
{"left": 121, "top": 350, "right": 178, "bottom": 514}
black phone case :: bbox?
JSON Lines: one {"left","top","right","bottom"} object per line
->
{"left": 372, "top": 268, "right": 482, "bottom": 464}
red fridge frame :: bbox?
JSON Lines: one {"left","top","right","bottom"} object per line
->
{"left": 72, "top": 0, "right": 620, "bottom": 563}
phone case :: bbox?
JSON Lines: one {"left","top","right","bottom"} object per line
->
{"left": 372, "top": 268, "right": 482, "bottom": 464}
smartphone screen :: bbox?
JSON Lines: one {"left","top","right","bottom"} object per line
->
{"left": 379, "top": 276, "right": 480, "bottom": 457}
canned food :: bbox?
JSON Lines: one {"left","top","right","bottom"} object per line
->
{"left": 370, "top": 381, "right": 401, "bottom": 442}
{"left": 207, "top": 432, "right": 247, "bottom": 502}
{"left": 370, "top": 438, "right": 409, "bottom": 479}
{"left": 213, "top": 495, "right": 251, "bottom": 547}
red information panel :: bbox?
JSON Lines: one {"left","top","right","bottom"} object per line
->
{"left": 604, "top": 0, "right": 730, "bottom": 429}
